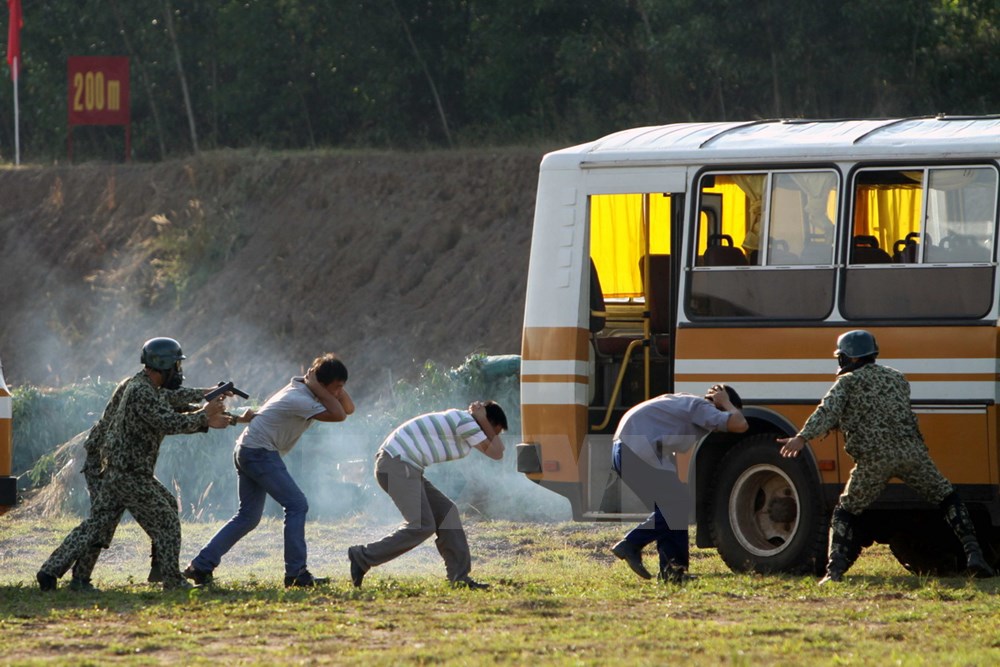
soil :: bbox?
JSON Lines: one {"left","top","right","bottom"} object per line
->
{"left": 0, "top": 147, "right": 545, "bottom": 400}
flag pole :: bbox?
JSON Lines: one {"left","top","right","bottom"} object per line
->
{"left": 13, "top": 55, "right": 19, "bottom": 165}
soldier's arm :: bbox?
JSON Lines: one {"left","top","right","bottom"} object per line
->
{"left": 135, "top": 383, "right": 212, "bottom": 434}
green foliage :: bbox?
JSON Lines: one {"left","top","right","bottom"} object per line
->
{"left": 146, "top": 199, "right": 247, "bottom": 304}
{"left": 11, "top": 377, "right": 116, "bottom": 481}
{"left": 9, "top": 1, "right": 1000, "bottom": 162}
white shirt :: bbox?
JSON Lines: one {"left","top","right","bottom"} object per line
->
{"left": 236, "top": 377, "right": 326, "bottom": 455}
{"left": 380, "top": 409, "right": 487, "bottom": 470}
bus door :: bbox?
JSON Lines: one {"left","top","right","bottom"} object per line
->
{"left": 585, "top": 189, "right": 682, "bottom": 517}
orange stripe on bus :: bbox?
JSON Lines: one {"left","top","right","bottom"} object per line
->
{"left": 676, "top": 373, "right": 998, "bottom": 383}
{"left": 522, "top": 374, "right": 590, "bottom": 384}
{"left": 675, "top": 326, "right": 998, "bottom": 359}
{"left": 522, "top": 327, "right": 590, "bottom": 362}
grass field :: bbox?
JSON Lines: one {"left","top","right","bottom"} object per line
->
{"left": 2, "top": 515, "right": 999, "bottom": 665}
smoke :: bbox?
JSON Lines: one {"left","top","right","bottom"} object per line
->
{"left": 13, "top": 352, "right": 572, "bottom": 528}
{"left": 1, "top": 156, "right": 560, "bottom": 528}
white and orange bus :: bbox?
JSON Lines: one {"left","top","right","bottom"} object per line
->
{"left": 516, "top": 116, "right": 1000, "bottom": 575}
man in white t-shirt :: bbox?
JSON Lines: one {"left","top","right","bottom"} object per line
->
{"left": 347, "top": 400, "right": 507, "bottom": 590}
{"left": 611, "top": 384, "right": 747, "bottom": 583}
{"left": 184, "top": 354, "right": 355, "bottom": 587}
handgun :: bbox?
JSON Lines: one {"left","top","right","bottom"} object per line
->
{"left": 204, "top": 381, "right": 250, "bottom": 401}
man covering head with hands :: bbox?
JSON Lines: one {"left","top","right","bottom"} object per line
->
{"left": 610, "top": 384, "right": 748, "bottom": 583}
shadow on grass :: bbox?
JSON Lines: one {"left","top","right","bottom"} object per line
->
{"left": 0, "top": 575, "right": 487, "bottom": 618}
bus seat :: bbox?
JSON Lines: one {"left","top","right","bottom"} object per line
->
{"left": 851, "top": 235, "right": 892, "bottom": 264}
{"left": 640, "top": 254, "right": 672, "bottom": 355}
{"left": 767, "top": 239, "right": 798, "bottom": 265}
{"left": 936, "top": 234, "right": 989, "bottom": 262}
{"left": 800, "top": 243, "right": 834, "bottom": 265}
{"left": 589, "top": 259, "right": 636, "bottom": 357}
{"left": 892, "top": 233, "right": 920, "bottom": 263}
{"left": 702, "top": 234, "right": 748, "bottom": 266}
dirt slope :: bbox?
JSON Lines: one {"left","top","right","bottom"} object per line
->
{"left": 0, "top": 148, "right": 544, "bottom": 400}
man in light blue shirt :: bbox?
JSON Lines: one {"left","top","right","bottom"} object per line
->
{"left": 611, "top": 384, "right": 747, "bottom": 582}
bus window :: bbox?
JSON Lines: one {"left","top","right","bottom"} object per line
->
{"left": 689, "top": 170, "right": 838, "bottom": 319}
{"left": 843, "top": 165, "right": 998, "bottom": 320}
{"left": 925, "top": 168, "right": 996, "bottom": 263}
{"left": 769, "top": 172, "right": 837, "bottom": 265}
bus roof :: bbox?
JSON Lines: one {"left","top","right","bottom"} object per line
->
{"left": 542, "top": 115, "right": 1000, "bottom": 168}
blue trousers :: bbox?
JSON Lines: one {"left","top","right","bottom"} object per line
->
{"left": 193, "top": 446, "right": 310, "bottom": 577}
{"left": 612, "top": 441, "right": 689, "bottom": 570}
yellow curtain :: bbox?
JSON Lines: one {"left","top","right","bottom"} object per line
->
{"left": 590, "top": 193, "right": 671, "bottom": 298}
{"left": 697, "top": 181, "right": 751, "bottom": 253}
{"left": 854, "top": 185, "right": 922, "bottom": 250}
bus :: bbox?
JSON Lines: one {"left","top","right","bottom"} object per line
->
{"left": 1, "top": 356, "right": 14, "bottom": 516}
{"left": 515, "top": 115, "right": 1000, "bottom": 575}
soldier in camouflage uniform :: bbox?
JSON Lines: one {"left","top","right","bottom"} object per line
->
{"left": 66, "top": 368, "right": 235, "bottom": 591}
{"left": 779, "top": 330, "right": 995, "bottom": 583}
{"left": 37, "top": 338, "right": 236, "bottom": 591}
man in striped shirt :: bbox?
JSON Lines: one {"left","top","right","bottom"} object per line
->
{"left": 348, "top": 400, "right": 507, "bottom": 590}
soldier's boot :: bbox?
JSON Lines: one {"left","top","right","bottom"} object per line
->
{"left": 819, "top": 507, "right": 859, "bottom": 585}
{"left": 940, "top": 492, "right": 996, "bottom": 578}
{"left": 147, "top": 545, "right": 164, "bottom": 583}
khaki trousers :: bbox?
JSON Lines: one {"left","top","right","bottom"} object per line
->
{"left": 353, "top": 450, "right": 471, "bottom": 582}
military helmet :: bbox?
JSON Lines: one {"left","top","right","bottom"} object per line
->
{"left": 834, "top": 330, "right": 879, "bottom": 359}
{"left": 140, "top": 337, "right": 186, "bottom": 371}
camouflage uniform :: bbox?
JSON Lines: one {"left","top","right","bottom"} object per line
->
{"left": 800, "top": 362, "right": 991, "bottom": 579}
{"left": 70, "top": 379, "right": 208, "bottom": 582}
{"left": 40, "top": 372, "right": 210, "bottom": 589}
{"left": 799, "top": 363, "right": 953, "bottom": 514}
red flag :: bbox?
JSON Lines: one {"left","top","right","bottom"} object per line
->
{"left": 6, "top": 0, "right": 22, "bottom": 81}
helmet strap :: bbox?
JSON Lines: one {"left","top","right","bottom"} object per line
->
{"left": 162, "top": 363, "right": 184, "bottom": 390}
{"left": 837, "top": 354, "right": 875, "bottom": 376}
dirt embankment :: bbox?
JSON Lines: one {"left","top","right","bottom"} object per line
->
{"left": 0, "top": 148, "right": 544, "bottom": 400}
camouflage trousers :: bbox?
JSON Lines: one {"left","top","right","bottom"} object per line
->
{"left": 65, "top": 468, "right": 113, "bottom": 581}
{"left": 839, "top": 447, "right": 953, "bottom": 515}
{"left": 40, "top": 471, "right": 184, "bottom": 587}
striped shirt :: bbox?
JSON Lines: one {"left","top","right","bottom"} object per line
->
{"left": 380, "top": 409, "right": 487, "bottom": 470}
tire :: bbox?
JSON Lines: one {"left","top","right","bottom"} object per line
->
{"left": 709, "top": 433, "right": 828, "bottom": 575}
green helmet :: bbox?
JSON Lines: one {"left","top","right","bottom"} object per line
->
{"left": 140, "top": 337, "right": 186, "bottom": 371}
{"left": 834, "top": 330, "right": 879, "bottom": 359}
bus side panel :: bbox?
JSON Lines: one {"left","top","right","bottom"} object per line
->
{"left": 674, "top": 325, "right": 999, "bottom": 493}
{"left": 520, "top": 165, "right": 590, "bottom": 489}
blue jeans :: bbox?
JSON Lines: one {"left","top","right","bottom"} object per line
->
{"left": 612, "top": 441, "right": 689, "bottom": 570}
{"left": 192, "top": 446, "right": 310, "bottom": 577}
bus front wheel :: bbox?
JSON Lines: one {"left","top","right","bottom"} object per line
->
{"left": 709, "top": 434, "right": 828, "bottom": 575}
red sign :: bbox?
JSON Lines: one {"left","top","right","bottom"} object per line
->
{"left": 67, "top": 56, "right": 130, "bottom": 126}
{"left": 7, "top": 0, "right": 23, "bottom": 81}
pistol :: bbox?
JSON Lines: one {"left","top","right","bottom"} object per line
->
{"left": 204, "top": 381, "right": 250, "bottom": 401}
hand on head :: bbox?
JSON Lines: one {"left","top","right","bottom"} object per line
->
{"left": 705, "top": 384, "right": 731, "bottom": 409}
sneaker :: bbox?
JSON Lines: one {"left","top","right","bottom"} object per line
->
{"left": 284, "top": 570, "right": 329, "bottom": 588}
{"left": 451, "top": 576, "right": 490, "bottom": 591}
{"left": 69, "top": 577, "right": 99, "bottom": 593}
{"left": 183, "top": 563, "right": 214, "bottom": 586}
{"left": 611, "top": 540, "right": 653, "bottom": 580}
{"left": 347, "top": 546, "right": 366, "bottom": 588}
{"left": 36, "top": 570, "right": 58, "bottom": 592}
